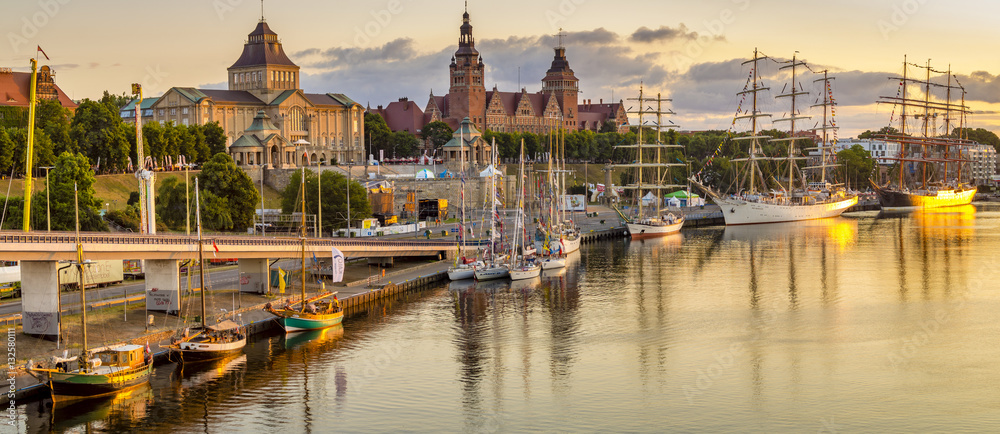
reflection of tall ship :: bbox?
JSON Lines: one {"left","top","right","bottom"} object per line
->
{"left": 870, "top": 57, "right": 977, "bottom": 212}
{"left": 691, "top": 50, "right": 857, "bottom": 225}
{"left": 612, "top": 85, "right": 685, "bottom": 238}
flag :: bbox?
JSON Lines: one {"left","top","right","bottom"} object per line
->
{"left": 330, "top": 247, "right": 345, "bottom": 283}
{"left": 37, "top": 46, "right": 49, "bottom": 61}
{"left": 278, "top": 268, "right": 286, "bottom": 294}
{"left": 145, "top": 341, "right": 151, "bottom": 356}
{"left": 212, "top": 240, "right": 219, "bottom": 257}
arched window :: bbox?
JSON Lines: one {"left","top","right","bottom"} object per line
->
{"left": 288, "top": 107, "right": 307, "bottom": 132}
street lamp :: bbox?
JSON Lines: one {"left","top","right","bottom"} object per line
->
{"left": 40, "top": 166, "right": 54, "bottom": 232}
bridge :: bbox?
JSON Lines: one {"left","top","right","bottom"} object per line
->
{"left": 2, "top": 230, "right": 479, "bottom": 338}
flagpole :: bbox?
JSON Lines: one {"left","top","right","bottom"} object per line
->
{"left": 23, "top": 56, "right": 38, "bottom": 232}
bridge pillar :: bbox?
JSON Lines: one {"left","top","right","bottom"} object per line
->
{"left": 239, "top": 259, "right": 269, "bottom": 294}
{"left": 21, "top": 261, "right": 60, "bottom": 338}
{"left": 145, "top": 260, "right": 180, "bottom": 314}
{"left": 367, "top": 257, "right": 394, "bottom": 267}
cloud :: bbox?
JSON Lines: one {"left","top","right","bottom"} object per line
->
{"left": 956, "top": 71, "right": 1000, "bottom": 104}
{"left": 630, "top": 24, "right": 723, "bottom": 43}
{"left": 296, "top": 38, "right": 417, "bottom": 69}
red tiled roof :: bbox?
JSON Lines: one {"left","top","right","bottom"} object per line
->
{"left": 373, "top": 100, "right": 425, "bottom": 133}
{"left": 0, "top": 70, "right": 77, "bottom": 109}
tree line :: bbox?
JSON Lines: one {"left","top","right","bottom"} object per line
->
{"left": 0, "top": 91, "right": 228, "bottom": 178}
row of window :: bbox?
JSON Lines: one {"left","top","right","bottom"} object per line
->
{"left": 232, "top": 70, "right": 296, "bottom": 87}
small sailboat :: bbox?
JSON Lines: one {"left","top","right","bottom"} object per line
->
{"left": 265, "top": 165, "right": 345, "bottom": 331}
{"left": 167, "top": 177, "right": 247, "bottom": 362}
{"left": 449, "top": 118, "right": 480, "bottom": 280}
{"left": 509, "top": 139, "right": 541, "bottom": 281}
{"left": 475, "top": 139, "right": 510, "bottom": 281}
{"left": 27, "top": 184, "right": 153, "bottom": 402}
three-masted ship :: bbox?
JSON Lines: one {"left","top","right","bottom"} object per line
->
{"left": 612, "top": 85, "right": 685, "bottom": 238}
{"left": 691, "top": 49, "right": 857, "bottom": 225}
{"left": 870, "top": 56, "right": 977, "bottom": 211}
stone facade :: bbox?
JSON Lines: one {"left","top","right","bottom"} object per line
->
{"left": 127, "top": 19, "right": 364, "bottom": 168}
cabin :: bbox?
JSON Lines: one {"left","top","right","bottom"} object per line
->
{"left": 97, "top": 345, "right": 146, "bottom": 369}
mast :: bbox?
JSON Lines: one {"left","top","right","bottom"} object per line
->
{"left": 300, "top": 165, "right": 307, "bottom": 312}
{"left": 74, "top": 183, "right": 87, "bottom": 366}
{"left": 730, "top": 48, "right": 773, "bottom": 196}
{"left": 899, "top": 56, "right": 907, "bottom": 187}
{"left": 617, "top": 86, "right": 683, "bottom": 214}
{"left": 488, "top": 138, "right": 497, "bottom": 262}
{"left": 809, "top": 70, "right": 839, "bottom": 185}
{"left": 459, "top": 119, "right": 466, "bottom": 255}
{"left": 922, "top": 58, "right": 931, "bottom": 189}
{"left": 195, "top": 177, "right": 206, "bottom": 329}
{"left": 772, "top": 52, "right": 811, "bottom": 192}
{"left": 23, "top": 59, "right": 38, "bottom": 232}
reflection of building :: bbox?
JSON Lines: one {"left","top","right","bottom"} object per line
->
{"left": 373, "top": 8, "right": 627, "bottom": 135}
{"left": 126, "top": 18, "right": 364, "bottom": 168}
{"left": 0, "top": 65, "right": 78, "bottom": 114}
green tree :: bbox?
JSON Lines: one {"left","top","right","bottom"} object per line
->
{"left": 99, "top": 90, "right": 132, "bottom": 113}
{"left": 36, "top": 99, "right": 73, "bottom": 156}
{"left": 836, "top": 145, "right": 875, "bottom": 190}
{"left": 599, "top": 120, "right": 618, "bottom": 133}
{"left": 198, "top": 153, "right": 259, "bottom": 231}
{"left": 364, "top": 112, "right": 391, "bottom": 158}
{"left": 858, "top": 126, "right": 900, "bottom": 139}
{"left": 155, "top": 176, "right": 194, "bottom": 231}
{"left": 281, "top": 169, "right": 371, "bottom": 233}
{"left": 141, "top": 121, "right": 166, "bottom": 164}
{"left": 70, "top": 100, "right": 129, "bottom": 173}
{"left": 43, "top": 152, "right": 107, "bottom": 231}
{"left": 0, "top": 128, "right": 15, "bottom": 175}
{"left": 188, "top": 125, "right": 210, "bottom": 164}
{"left": 202, "top": 122, "right": 228, "bottom": 158}
{"left": 389, "top": 131, "right": 420, "bottom": 158}
{"left": 7, "top": 127, "right": 56, "bottom": 176}
{"left": 951, "top": 127, "right": 1000, "bottom": 151}
{"left": 421, "top": 121, "right": 453, "bottom": 151}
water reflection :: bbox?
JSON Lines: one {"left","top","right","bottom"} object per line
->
{"left": 25, "top": 383, "right": 155, "bottom": 433}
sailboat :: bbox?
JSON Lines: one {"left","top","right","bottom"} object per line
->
{"left": 166, "top": 177, "right": 246, "bottom": 362}
{"left": 869, "top": 56, "right": 977, "bottom": 211}
{"left": 265, "top": 165, "right": 345, "bottom": 331}
{"left": 612, "top": 85, "right": 686, "bottom": 238}
{"left": 534, "top": 117, "right": 580, "bottom": 256}
{"left": 448, "top": 118, "right": 481, "bottom": 280}
{"left": 690, "top": 49, "right": 857, "bottom": 225}
{"left": 474, "top": 139, "right": 510, "bottom": 281}
{"left": 509, "top": 139, "right": 541, "bottom": 281}
{"left": 27, "top": 184, "right": 153, "bottom": 402}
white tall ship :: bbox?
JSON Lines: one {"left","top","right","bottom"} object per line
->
{"left": 691, "top": 49, "right": 857, "bottom": 225}
{"left": 612, "top": 85, "right": 685, "bottom": 238}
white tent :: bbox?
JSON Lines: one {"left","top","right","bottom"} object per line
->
{"left": 415, "top": 169, "right": 435, "bottom": 179}
{"left": 479, "top": 165, "right": 501, "bottom": 178}
{"left": 640, "top": 191, "right": 657, "bottom": 206}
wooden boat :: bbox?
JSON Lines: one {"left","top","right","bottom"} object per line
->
{"left": 167, "top": 177, "right": 247, "bottom": 362}
{"left": 264, "top": 167, "right": 344, "bottom": 332}
{"left": 27, "top": 186, "right": 152, "bottom": 402}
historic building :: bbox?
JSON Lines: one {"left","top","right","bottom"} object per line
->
{"left": 441, "top": 117, "right": 491, "bottom": 168}
{"left": 0, "top": 65, "right": 78, "bottom": 114}
{"left": 420, "top": 9, "right": 628, "bottom": 135}
{"left": 125, "top": 18, "right": 365, "bottom": 168}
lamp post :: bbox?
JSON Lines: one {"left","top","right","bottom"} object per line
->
{"left": 40, "top": 166, "right": 54, "bottom": 232}
{"left": 346, "top": 159, "right": 352, "bottom": 235}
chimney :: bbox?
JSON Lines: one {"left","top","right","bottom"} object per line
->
{"left": 600, "top": 99, "right": 603, "bottom": 104}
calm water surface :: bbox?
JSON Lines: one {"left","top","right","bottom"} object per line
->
{"left": 18, "top": 204, "right": 1000, "bottom": 432}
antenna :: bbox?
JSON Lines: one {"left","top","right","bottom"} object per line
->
{"left": 261, "top": 0, "right": 265, "bottom": 21}
{"left": 557, "top": 28, "right": 565, "bottom": 48}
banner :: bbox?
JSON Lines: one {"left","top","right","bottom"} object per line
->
{"left": 331, "top": 247, "right": 346, "bottom": 283}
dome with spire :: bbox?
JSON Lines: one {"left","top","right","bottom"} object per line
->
{"left": 230, "top": 20, "right": 297, "bottom": 68}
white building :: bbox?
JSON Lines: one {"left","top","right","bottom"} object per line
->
{"left": 962, "top": 143, "right": 997, "bottom": 185}
{"left": 822, "top": 139, "right": 901, "bottom": 165}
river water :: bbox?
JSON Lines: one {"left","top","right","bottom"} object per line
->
{"left": 16, "top": 204, "right": 1000, "bottom": 432}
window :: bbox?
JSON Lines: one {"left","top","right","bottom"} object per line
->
{"left": 170, "top": 108, "right": 176, "bottom": 116}
{"left": 158, "top": 109, "right": 164, "bottom": 116}
{"left": 182, "top": 118, "right": 189, "bottom": 126}
{"left": 182, "top": 107, "right": 189, "bottom": 115}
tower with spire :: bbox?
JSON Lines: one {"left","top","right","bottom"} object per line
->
{"left": 227, "top": 16, "right": 300, "bottom": 104}
{"left": 446, "top": 5, "right": 486, "bottom": 131}
{"left": 541, "top": 29, "right": 579, "bottom": 130}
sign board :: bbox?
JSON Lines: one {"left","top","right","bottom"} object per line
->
{"left": 559, "top": 195, "right": 587, "bottom": 212}
{"left": 147, "top": 287, "right": 179, "bottom": 312}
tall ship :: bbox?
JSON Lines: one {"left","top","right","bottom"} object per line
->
{"left": 691, "top": 49, "right": 857, "bottom": 225}
{"left": 535, "top": 114, "right": 581, "bottom": 255}
{"left": 612, "top": 85, "right": 685, "bottom": 238}
{"left": 869, "top": 56, "right": 977, "bottom": 211}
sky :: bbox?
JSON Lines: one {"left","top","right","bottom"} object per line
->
{"left": 3, "top": 0, "right": 1000, "bottom": 138}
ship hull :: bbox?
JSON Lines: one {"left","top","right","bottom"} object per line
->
{"left": 46, "top": 364, "right": 153, "bottom": 403}
{"left": 717, "top": 196, "right": 858, "bottom": 225}
{"left": 447, "top": 267, "right": 476, "bottom": 281}
{"left": 474, "top": 265, "right": 509, "bottom": 281}
{"left": 172, "top": 339, "right": 246, "bottom": 363}
{"left": 873, "top": 186, "right": 976, "bottom": 212}
{"left": 627, "top": 219, "right": 684, "bottom": 239}
{"left": 278, "top": 312, "right": 344, "bottom": 332}
{"left": 509, "top": 265, "right": 541, "bottom": 280}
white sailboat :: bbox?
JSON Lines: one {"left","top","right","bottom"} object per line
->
{"left": 690, "top": 49, "right": 857, "bottom": 225}
{"left": 534, "top": 118, "right": 581, "bottom": 255}
{"left": 509, "top": 139, "right": 541, "bottom": 281}
{"left": 475, "top": 139, "right": 510, "bottom": 281}
{"left": 448, "top": 118, "right": 480, "bottom": 280}
{"left": 613, "top": 85, "right": 685, "bottom": 238}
